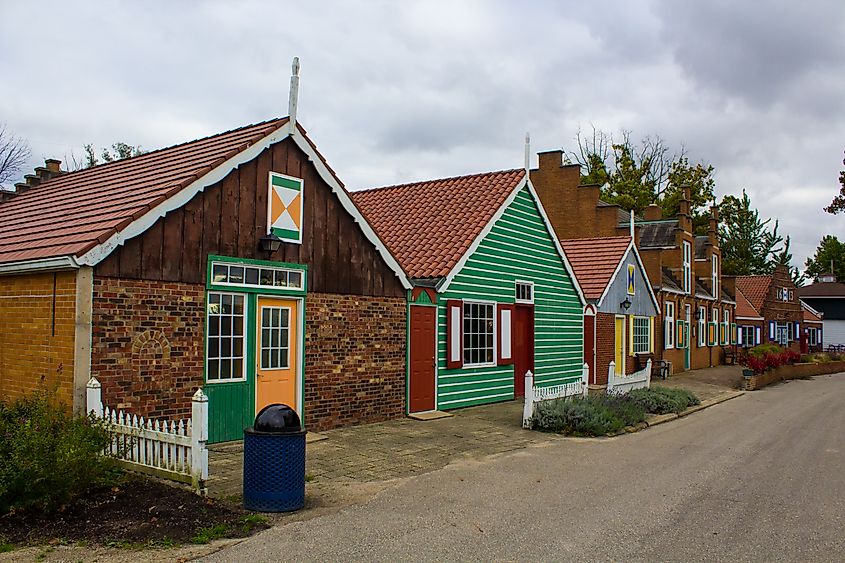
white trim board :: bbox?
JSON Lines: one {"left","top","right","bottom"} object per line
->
{"left": 596, "top": 239, "right": 660, "bottom": 312}
{"left": 57, "top": 120, "right": 411, "bottom": 289}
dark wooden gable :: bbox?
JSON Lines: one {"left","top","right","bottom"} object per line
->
{"left": 96, "top": 138, "right": 404, "bottom": 297}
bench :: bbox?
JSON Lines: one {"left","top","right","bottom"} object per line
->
{"left": 723, "top": 346, "right": 736, "bottom": 365}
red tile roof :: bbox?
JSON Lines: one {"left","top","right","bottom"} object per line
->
{"left": 803, "top": 305, "right": 823, "bottom": 323}
{"left": 0, "top": 117, "right": 289, "bottom": 264}
{"left": 560, "top": 236, "right": 631, "bottom": 300}
{"left": 735, "top": 275, "right": 772, "bottom": 313}
{"left": 735, "top": 286, "right": 761, "bottom": 318}
{"left": 350, "top": 169, "right": 525, "bottom": 279}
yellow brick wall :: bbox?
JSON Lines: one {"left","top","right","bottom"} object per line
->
{"left": 0, "top": 271, "right": 77, "bottom": 406}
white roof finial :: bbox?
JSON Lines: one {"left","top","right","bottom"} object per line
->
{"left": 524, "top": 132, "right": 531, "bottom": 175}
{"left": 289, "top": 57, "right": 301, "bottom": 130}
{"left": 630, "top": 209, "right": 635, "bottom": 239}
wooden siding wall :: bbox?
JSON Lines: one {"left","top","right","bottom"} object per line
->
{"left": 436, "top": 186, "right": 583, "bottom": 410}
{"left": 96, "top": 138, "right": 404, "bottom": 298}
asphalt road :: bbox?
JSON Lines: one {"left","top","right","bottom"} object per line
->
{"left": 205, "top": 375, "right": 845, "bottom": 562}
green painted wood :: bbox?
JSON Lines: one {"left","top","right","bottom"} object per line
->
{"left": 436, "top": 186, "right": 583, "bottom": 410}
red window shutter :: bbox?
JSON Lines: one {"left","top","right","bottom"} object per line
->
{"left": 446, "top": 300, "right": 463, "bottom": 369}
{"left": 497, "top": 304, "right": 515, "bottom": 365}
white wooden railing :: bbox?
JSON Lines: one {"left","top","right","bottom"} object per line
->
{"left": 522, "top": 363, "right": 590, "bottom": 428}
{"left": 86, "top": 377, "right": 208, "bottom": 492}
{"left": 607, "top": 359, "right": 651, "bottom": 395}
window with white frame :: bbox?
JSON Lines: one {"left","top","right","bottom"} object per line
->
{"left": 211, "top": 261, "right": 303, "bottom": 290}
{"left": 206, "top": 292, "right": 246, "bottom": 381}
{"left": 712, "top": 255, "right": 719, "bottom": 297}
{"left": 722, "top": 309, "right": 730, "bottom": 345}
{"left": 463, "top": 302, "right": 495, "bottom": 366}
{"left": 515, "top": 281, "right": 534, "bottom": 304}
{"left": 664, "top": 302, "right": 675, "bottom": 349}
{"left": 741, "top": 326, "right": 755, "bottom": 347}
{"left": 698, "top": 306, "right": 706, "bottom": 346}
{"left": 633, "top": 317, "right": 650, "bottom": 353}
{"left": 682, "top": 241, "right": 691, "bottom": 294}
{"left": 807, "top": 327, "right": 818, "bottom": 346}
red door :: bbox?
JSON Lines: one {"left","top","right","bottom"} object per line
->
{"left": 513, "top": 305, "right": 535, "bottom": 397}
{"left": 409, "top": 306, "right": 436, "bottom": 412}
{"left": 583, "top": 312, "right": 596, "bottom": 385}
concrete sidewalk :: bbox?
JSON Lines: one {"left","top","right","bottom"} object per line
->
{"left": 658, "top": 364, "right": 744, "bottom": 401}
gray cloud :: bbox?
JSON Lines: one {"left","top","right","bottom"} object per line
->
{"left": 1, "top": 0, "right": 843, "bottom": 268}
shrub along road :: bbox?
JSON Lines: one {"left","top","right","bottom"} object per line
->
{"left": 205, "top": 374, "right": 845, "bottom": 561}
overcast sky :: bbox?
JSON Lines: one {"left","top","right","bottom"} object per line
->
{"left": 2, "top": 0, "right": 844, "bottom": 269}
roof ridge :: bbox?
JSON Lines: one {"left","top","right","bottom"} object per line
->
{"left": 37, "top": 116, "right": 287, "bottom": 183}
{"left": 355, "top": 167, "right": 523, "bottom": 195}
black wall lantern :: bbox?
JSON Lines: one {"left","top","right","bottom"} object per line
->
{"left": 620, "top": 297, "right": 632, "bottom": 310}
{"left": 259, "top": 233, "right": 282, "bottom": 252}
{"left": 693, "top": 309, "right": 701, "bottom": 321}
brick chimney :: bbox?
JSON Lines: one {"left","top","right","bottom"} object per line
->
{"left": 530, "top": 150, "right": 584, "bottom": 239}
{"left": 644, "top": 204, "right": 662, "bottom": 221}
{"left": 708, "top": 204, "right": 719, "bottom": 248}
{"left": 1, "top": 159, "right": 65, "bottom": 202}
{"left": 677, "top": 185, "right": 692, "bottom": 232}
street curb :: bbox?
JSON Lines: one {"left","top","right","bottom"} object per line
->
{"left": 645, "top": 390, "right": 745, "bottom": 427}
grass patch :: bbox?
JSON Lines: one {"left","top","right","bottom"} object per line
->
{"left": 191, "top": 523, "right": 230, "bottom": 545}
{"left": 627, "top": 386, "right": 700, "bottom": 414}
{"left": 0, "top": 542, "right": 13, "bottom": 553}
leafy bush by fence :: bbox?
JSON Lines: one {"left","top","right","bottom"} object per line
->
{"left": 0, "top": 392, "right": 115, "bottom": 515}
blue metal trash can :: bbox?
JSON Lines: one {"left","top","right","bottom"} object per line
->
{"left": 243, "top": 404, "right": 306, "bottom": 512}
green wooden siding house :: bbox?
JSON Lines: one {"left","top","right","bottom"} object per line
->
{"left": 352, "top": 168, "right": 585, "bottom": 413}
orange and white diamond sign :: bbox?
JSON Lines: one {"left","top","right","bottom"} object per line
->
{"left": 267, "top": 172, "right": 303, "bottom": 243}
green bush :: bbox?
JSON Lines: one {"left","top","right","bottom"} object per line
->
{"left": 531, "top": 395, "right": 646, "bottom": 436}
{"left": 748, "top": 343, "right": 783, "bottom": 358}
{"left": 0, "top": 391, "right": 114, "bottom": 515}
{"left": 627, "top": 386, "right": 700, "bottom": 414}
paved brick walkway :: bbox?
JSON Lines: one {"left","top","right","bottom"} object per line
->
{"left": 207, "top": 400, "right": 561, "bottom": 498}
{"left": 207, "top": 365, "right": 743, "bottom": 499}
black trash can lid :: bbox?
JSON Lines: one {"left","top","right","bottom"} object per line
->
{"left": 253, "top": 403, "right": 302, "bottom": 433}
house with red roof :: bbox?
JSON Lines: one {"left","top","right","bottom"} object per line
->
{"left": 559, "top": 236, "right": 659, "bottom": 389}
{"left": 0, "top": 116, "right": 414, "bottom": 443}
{"left": 731, "top": 264, "right": 803, "bottom": 353}
{"left": 352, "top": 168, "right": 585, "bottom": 413}
{"left": 801, "top": 301, "right": 824, "bottom": 353}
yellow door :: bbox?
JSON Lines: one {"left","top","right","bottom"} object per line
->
{"left": 256, "top": 297, "right": 299, "bottom": 414}
{"left": 615, "top": 316, "right": 625, "bottom": 375}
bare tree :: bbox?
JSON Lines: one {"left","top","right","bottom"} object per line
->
{"left": 0, "top": 124, "right": 31, "bottom": 186}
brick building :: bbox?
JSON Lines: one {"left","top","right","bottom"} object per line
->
{"left": 0, "top": 117, "right": 413, "bottom": 443}
{"left": 559, "top": 236, "right": 658, "bottom": 389}
{"left": 530, "top": 150, "right": 736, "bottom": 374}
{"left": 732, "top": 265, "right": 803, "bottom": 353}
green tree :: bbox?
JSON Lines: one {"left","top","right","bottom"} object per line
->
{"left": 769, "top": 236, "right": 805, "bottom": 286}
{"left": 824, "top": 151, "right": 845, "bottom": 214}
{"left": 718, "top": 190, "right": 785, "bottom": 276}
{"left": 804, "top": 235, "right": 845, "bottom": 282}
{"left": 568, "top": 127, "right": 715, "bottom": 227}
{"left": 68, "top": 142, "right": 145, "bottom": 170}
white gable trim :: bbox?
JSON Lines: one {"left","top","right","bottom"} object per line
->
{"left": 71, "top": 121, "right": 412, "bottom": 290}
{"left": 288, "top": 130, "right": 411, "bottom": 289}
{"left": 596, "top": 240, "right": 660, "bottom": 312}
{"left": 0, "top": 256, "right": 80, "bottom": 275}
{"left": 438, "top": 176, "right": 586, "bottom": 306}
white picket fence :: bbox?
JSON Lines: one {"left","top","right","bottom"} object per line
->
{"left": 522, "top": 363, "right": 590, "bottom": 428}
{"left": 86, "top": 377, "right": 208, "bottom": 492}
{"left": 607, "top": 359, "right": 651, "bottom": 394}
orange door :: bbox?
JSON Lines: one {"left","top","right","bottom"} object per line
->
{"left": 255, "top": 297, "right": 299, "bottom": 414}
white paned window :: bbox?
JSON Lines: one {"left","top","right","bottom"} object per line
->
{"left": 664, "top": 302, "right": 675, "bottom": 349}
{"left": 807, "top": 327, "right": 817, "bottom": 346}
{"left": 206, "top": 292, "right": 246, "bottom": 381}
{"left": 515, "top": 281, "right": 534, "bottom": 304}
{"left": 682, "top": 241, "right": 691, "bottom": 294}
{"left": 463, "top": 302, "right": 495, "bottom": 366}
{"left": 776, "top": 322, "right": 790, "bottom": 346}
{"left": 211, "top": 261, "right": 303, "bottom": 290}
{"left": 259, "top": 306, "right": 291, "bottom": 370}
{"left": 633, "top": 317, "right": 650, "bottom": 353}
{"left": 698, "top": 306, "right": 706, "bottom": 347}
{"left": 741, "top": 326, "right": 755, "bottom": 347}
{"left": 723, "top": 310, "right": 730, "bottom": 345}
{"left": 712, "top": 255, "right": 719, "bottom": 297}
